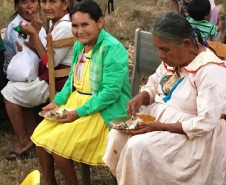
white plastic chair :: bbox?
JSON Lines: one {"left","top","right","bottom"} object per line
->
{"left": 131, "top": 28, "right": 161, "bottom": 96}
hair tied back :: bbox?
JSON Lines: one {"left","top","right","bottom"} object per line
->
{"left": 192, "top": 27, "right": 209, "bottom": 48}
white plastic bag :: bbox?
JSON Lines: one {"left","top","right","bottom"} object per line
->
{"left": 7, "top": 41, "right": 40, "bottom": 82}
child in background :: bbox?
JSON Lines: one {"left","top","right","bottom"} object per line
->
{"left": 187, "top": 0, "right": 222, "bottom": 41}
{"left": 171, "top": 0, "right": 216, "bottom": 18}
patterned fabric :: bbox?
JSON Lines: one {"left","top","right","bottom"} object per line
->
{"left": 75, "top": 50, "right": 91, "bottom": 81}
{"left": 160, "top": 72, "right": 181, "bottom": 96}
{"left": 160, "top": 72, "right": 184, "bottom": 103}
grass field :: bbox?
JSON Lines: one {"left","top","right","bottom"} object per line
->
{"left": 0, "top": 0, "right": 225, "bottom": 184}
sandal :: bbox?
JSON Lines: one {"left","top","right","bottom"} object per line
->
{"left": 6, "top": 151, "right": 30, "bottom": 161}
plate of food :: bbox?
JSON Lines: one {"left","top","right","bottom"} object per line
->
{"left": 39, "top": 108, "right": 73, "bottom": 121}
{"left": 109, "top": 114, "right": 156, "bottom": 130}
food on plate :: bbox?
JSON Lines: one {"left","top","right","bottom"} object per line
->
{"left": 39, "top": 108, "right": 71, "bottom": 120}
{"left": 137, "top": 114, "right": 156, "bottom": 122}
{"left": 109, "top": 114, "right": 156, "bottom": 130}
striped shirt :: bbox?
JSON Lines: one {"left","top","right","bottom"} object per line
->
{"left": 187, "top": 17, "right": 218, "bottom": 40}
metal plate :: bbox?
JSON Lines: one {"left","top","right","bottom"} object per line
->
{"left": 39, "top": 108, "right": 73, "bottom": 121}
{"left": 109, "top": 114, "right": 156, "bottom": 130}
{"left": 109, "top": 115, "right": 141, "bottom": 130}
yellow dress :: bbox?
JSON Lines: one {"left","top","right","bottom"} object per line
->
{"left": 31, "top": 51, "right": 109, "bottom": 165}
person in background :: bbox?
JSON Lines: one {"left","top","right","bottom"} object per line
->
{"left": 170, "top": 0, "right": 221, "bottom": 41}
{"left": 187, "top": 0, "right": 222, "bottom": 41}
{"left": 1, "top": 0, "right": 73, "bottom": 160}
{"left": 1, "top": 0, "right": 46, "bottom": 160}
{"left": 171, "top": 0, "right": 191, "bottom": 16}
{"left": 103, "top": 12, "right": 226, "bottom": 185}
{"left": 30, "top": 1, "right": 131, "bottom": 184}
{"left": 171, "top": 0, "right": 215, "bottom": 17}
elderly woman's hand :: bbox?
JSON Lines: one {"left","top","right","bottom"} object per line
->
{"left": 128, "top": 121, "right": 160, "bottom": 135}
{"left": 128, "top": 121, "right": 185, "bottom": 135}
{"left": 127, "top": 91, "right": 150, "bottom": 118}
{"left": 57, "top": 110, "right": 80, "bottom": 123}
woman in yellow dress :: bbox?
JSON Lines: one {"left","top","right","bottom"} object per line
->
{"left": 31, "top": 0, "right": 131, "bottom": 184}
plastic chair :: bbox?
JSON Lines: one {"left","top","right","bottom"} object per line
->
{"left": 131, "top": 28, "right": 161, "bottom": 97}
{"left": 20, "top": 170, "right": 40, "bottom": 185}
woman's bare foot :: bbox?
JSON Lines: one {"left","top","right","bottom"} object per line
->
{"left": 6, "top": 139, "right": 34, "bottom": 160}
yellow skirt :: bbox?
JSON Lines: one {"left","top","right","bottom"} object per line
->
{"left": 31, "top": 91, "right": 109, "bottom": 165}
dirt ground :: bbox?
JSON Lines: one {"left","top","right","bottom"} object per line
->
{"left": 0, "top": 119, "right": 116, "bottom": 185}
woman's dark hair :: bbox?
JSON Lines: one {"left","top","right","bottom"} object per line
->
{"left": 11, "top": 0, "right": 41, "bottom": 20}
{"left": 152, "top": 12, "right": 207, "bottom": 48}
{"left": 13, "top": 0, "right": 41, "bottom": 10}
{"left": 188, "top": 0, "right": 210, "bottom": 21}
{"left": 69, "top": 0, "right": 103, "bottom": 22}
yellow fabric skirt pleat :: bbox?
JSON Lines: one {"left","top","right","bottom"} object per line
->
{"left": 31, "top": 90, "right": 109, "bottom": 165}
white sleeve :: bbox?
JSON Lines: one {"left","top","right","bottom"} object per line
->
{"left": 3, "top": 23, "right": 18, "bottom": 74}
{"left": 182, "top": 64, "right": 226, "bottom": 139}
{"left": 51, "top": 21, "right": 74, "bottom": 67}
{"left": 39, "top": 27, "right": 47, "bottom": 47}
{"left": 141, "top": 62, "right": 165, "bottom": 104}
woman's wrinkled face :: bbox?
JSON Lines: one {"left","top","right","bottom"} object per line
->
{"left": 71, "top": 11, "right": 103, "bottom": 46}
{"left": 18, "top": 0, "right": 39, "bottom": 22}
{"left": 41, "top": 0, "right": 68, "bottom": 24}
{"left": 153, "top": 35, "right": 189, "bottom": 67}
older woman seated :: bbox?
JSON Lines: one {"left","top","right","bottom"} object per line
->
{"left": 103, "top": 12, "right": 226, "bottom": 185}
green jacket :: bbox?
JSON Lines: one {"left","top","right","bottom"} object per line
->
{"left": 54, "top": 29, "right": 132, "bottom": 128}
